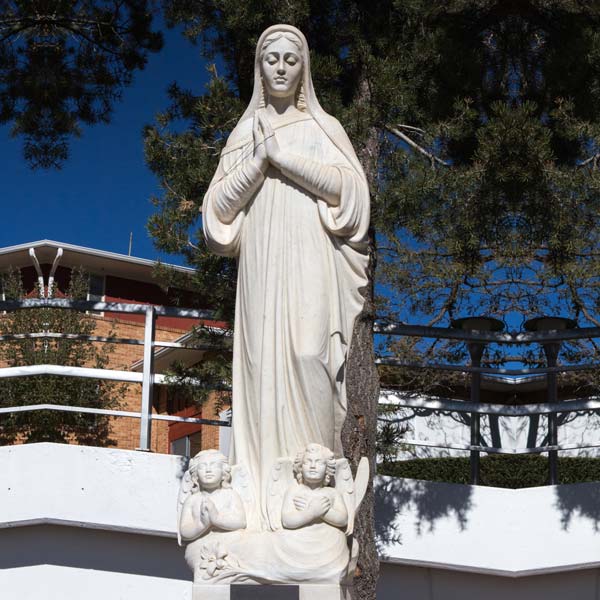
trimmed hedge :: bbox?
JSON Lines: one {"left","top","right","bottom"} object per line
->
{"left": 378, "top": 455, "right": 600, "bottom": 488}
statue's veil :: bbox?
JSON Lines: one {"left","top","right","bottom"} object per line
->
{"left": 225, "top": 24, "right": 369, "bottom": 192}
{"left": 204, "top": 25, "right": 370, "bottom": 476}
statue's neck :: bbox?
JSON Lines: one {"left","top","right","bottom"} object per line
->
{"left": 265, "top": 96, "right": 300, "bottom": 118}
{"left": 302, "top": 481, "right": 325, "bottom": 491}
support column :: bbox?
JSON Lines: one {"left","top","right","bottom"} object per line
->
{"left": 138, "top": 305, "right": 156, "bottom": 452}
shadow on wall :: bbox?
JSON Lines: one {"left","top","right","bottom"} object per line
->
{"left": 374, "top": 476, "right": 474, "bottom": 553}
{"left": 554, "top": 482, "right": 600, "bottom": 532}
{"left": 0, "top": 525, "right": 192, "bottom": 580}
{"left": 175, "top": 454, "right": 189, "bottom": 484}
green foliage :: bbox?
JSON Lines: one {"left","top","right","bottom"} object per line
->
{"left": 0, "top": 1, "right": 163, "bottom": 168}
{"left": 146, "top": 0, "right": 600, "bottom": 445}
{"left": 376, "top": 419, "right": 409, "bottom": 465}
{"left": 369, "top": 1, "right": 600, "bottom": 392}
{"left": 161, "top": 340, "right": 232, "bottom": 408}
{"left": 379, "top": 455, "right": 600, "bottom": 488}
{"left": 145, "top": 73, "right": 243, "bottom": 319}
{"left": 0, "top": 268, "right": 124, "bottom": 445}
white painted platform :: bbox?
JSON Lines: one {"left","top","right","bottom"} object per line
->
{"left": 0, "top": 443, "right": 192, "bottom": 600}
{"left": 376, "top": 476, "right": 600, "bottom": 576}
{"left": 2, "top": 444, "right": 600, "bottom": 599}
{"left": 0, "top": 442, "right": 186, "bottom": 535}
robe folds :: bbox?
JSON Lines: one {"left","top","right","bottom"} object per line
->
{"left": 203, "top": 112, "right": 369, "bottom": 526}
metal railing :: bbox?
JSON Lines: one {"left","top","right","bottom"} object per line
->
{"left": 376, "top": 321, "right": 600, "bottom": 484}
{"left": 0, "top": 299, "right": 232, "bottom": 451}
{"left": 2, "top": 302, "right": 598, "bottom": 475}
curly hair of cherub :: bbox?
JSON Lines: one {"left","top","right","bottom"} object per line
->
{"left": 293, "top": 443, "right": 336, "bottom": 485}
{"left": 188, "top": 449, "right": 232, "bottom": 488}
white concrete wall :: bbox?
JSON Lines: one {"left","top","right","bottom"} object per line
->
{"left": 4, "top": 443, "right": 600, "bottom": 599}
{"left": 376, "top": 476, "right": 600, "bottom": 575}
{"left": 377, "top": 563, "right": 600, "bottom": 600}
{"left": 0, "top": 442, "right": 187, "bottom": 535}
{"left": 1, "top": 549, "right": 192, "bottom": 600}
{"left": 0, "top": 443, "right": 193, "bottom": 600}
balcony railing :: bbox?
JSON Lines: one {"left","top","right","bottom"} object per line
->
{"left": 375, "top": 320, "right": 600, "bottom": 483}
{"left": 1, "top": 301, "right": 599, "bottom": 479}
{"left": 0, "top": 298, "right": 231, "bottom": 452}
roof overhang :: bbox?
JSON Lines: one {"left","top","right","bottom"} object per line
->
{"left": 0, "top": 240, "right": 194, "bottom": 285}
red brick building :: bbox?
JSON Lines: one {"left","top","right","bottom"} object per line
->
{"left": 0, "top": 240, "right": 228, "bottom": 456}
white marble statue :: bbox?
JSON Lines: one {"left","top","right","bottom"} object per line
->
{"left": 178, "top": 450, "right": 247, "bottom": 541}
{"left": 202, "top": 23, "right": 370, "bottom": 525}
{"left": 189, "top": 23, "right": 372, "bottom": 595}
{"left": 282, "top": 444, "right": 349, "bottom": 530}
{"left": 178, "top": 445, "right": 369, "bottom": 588}
{"left": 177, "top": 450, "right": 252, "bottom": 580}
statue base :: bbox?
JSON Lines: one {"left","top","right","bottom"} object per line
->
{"left": 192, "top": 583, "right": 350, "bottom": 600}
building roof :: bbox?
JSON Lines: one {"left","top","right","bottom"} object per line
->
{"left": 0, "top": 240, "right": 194, "bottom": 285}
{"left": 131, "top": 331, "right": 203, "bottom": 374}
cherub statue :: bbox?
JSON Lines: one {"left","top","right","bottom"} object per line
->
{"left": 176, "top": 445, "right": 368, "bottom": 584}
{"left": 268, "top": 443, "right": 369, "bottom": 535}
{"left": 281, "top": 443, "right": 349, "bottom": 530}
{"left": 178, "top": 449, "right": 247, "bottom": 544}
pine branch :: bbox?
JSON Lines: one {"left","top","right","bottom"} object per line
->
{"left": 385, "top": 125, "right": 450, "bottom": 167}
{"left": 568, "top": 279, "right": 600, "bottom": 327}
{"left": 395, "top": 124, "right": 426, "bottom": 136}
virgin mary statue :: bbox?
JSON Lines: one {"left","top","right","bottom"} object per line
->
{"left": 202, "top": 24, "right": 370, "bottom": 526}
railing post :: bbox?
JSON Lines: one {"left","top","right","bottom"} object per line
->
{"left": 524, "top": 316, "right": 576, "bottom": 485}
{"left": 468, "top": 342, "right": 484, "bottom": 485}
{"left": 544, "top": 342, "right": 560, "bottom": 484}
{"left": 451, "top": 317, "right": 504, "bottom": 486}
{"left": 138, "top": 305, "right": 156, "bottom": 451}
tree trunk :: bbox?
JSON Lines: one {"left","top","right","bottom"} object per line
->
{"left": 342, "top": 229, "right": 380, "bottom": 600}
{"left": 342, "top": 70, "right": 381, "bottom": 597}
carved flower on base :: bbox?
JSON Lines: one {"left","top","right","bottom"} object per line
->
{"left": 198, "top": 542, "right": 235, "bottom": 579}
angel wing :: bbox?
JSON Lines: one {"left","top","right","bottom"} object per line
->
{"left": 335, "top": 457, "right": 370, "bottom": 536}
{"left": 353, "top": 457, "right": 370, "bottom": 510}
{"left": 231, "top": 463, "right": 256, "bottom": 526}
{"left": 266, "top": 457, "right": 294, "bottom": 531}
{"left": 335, "top": 458, "right": 355, "bottom": 535}
{"left": 176, "top": 467, "right": 196, "bottom": 546}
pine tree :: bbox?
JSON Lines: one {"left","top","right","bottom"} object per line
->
{"left": 144, "top": 2, "right": 600, "bottom": 597}
{"left": 0, "top": 1, "right": 163, "bottom": 168}
{"left": 373, "top": 1, "right": 600, "bottom": 398}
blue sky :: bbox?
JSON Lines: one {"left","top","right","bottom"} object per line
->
{"left": 0, "top": 24, "right": 210, "bottom": 267}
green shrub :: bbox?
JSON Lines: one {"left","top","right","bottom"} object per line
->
{"left": 378, "top": 455, "right": 600, "bottom": 488}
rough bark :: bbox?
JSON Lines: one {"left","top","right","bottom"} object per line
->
{"left": 342, "top": 229, "right": 380, "bottom": 600}
{"left": 342, "top": 81, "right": 381, "bottom": 599}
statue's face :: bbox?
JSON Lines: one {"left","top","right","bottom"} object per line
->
{"left": 301, "top": 450, "right": 327, "bottom": 485}
{"left": 196, "top": 457, "right": 224, "bottom": 489}
{"left": 260, "top": 35, "right": 303, "bottom": 100}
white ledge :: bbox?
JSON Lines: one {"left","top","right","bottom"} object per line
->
{"left": 3, "top": 444, "right": 600, "bottom": 577}
{"left": 0, "top": 443, "right": 186, "bottom": 538}
{"left": 376, "top": 475, "right": 600, "bottom": 575}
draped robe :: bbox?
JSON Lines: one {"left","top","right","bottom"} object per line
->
{"left": 203, "top": 112, "right": 369, "bottom": 525}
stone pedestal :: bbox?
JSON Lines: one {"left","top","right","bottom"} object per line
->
{"left": 192, "top": 584, "right": 350, "bottom": 600}
{"left": 298, "top": 585, "right": 350, "bottom": 600}
{"left": 193, "top": 584, "right": 231, "bottom": 600}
